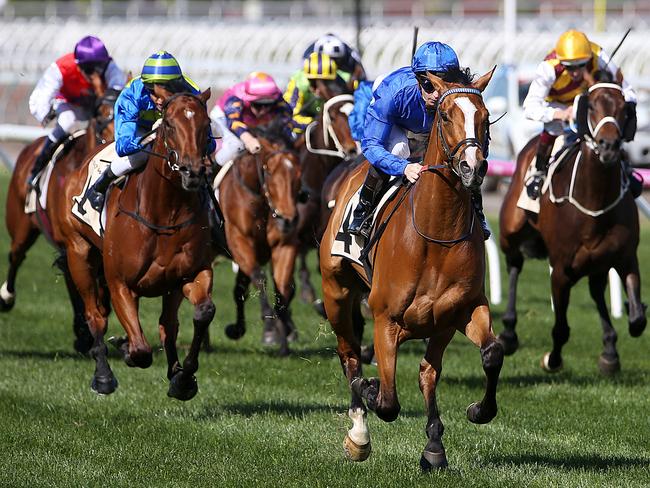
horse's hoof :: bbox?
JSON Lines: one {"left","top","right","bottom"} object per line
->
{"left": 262, "top": 329, "right": 279, "bottom": 346}
{"left": 629, "top": 315, "right": 647, "bottom": 338}
{"left": 466, "top": 401, "right": 497, "bottom": 425}
{"left": 598, "top": 354, "right": 621, "bottom": 376}
{"left": 0, "top": 283, "right": 15, "bottom": 312}
{"left": 225, "top": 323, "right": 245, "bottom": 340}
{"left": 0, "top": 296, "right": 15, "bottom": 312}
{"left": 313, "top": 299, "right": 327, "bottom": 319}
{"left": 167, "top": 372, "right": 198, "bottom": 401}
{"left": 496, "top": 330, "right": 519, "bottom": 356}
{"left": 343, "top": 434, "right": 371, "bottom": 462}
{"left": 420, "top": 450, "right": 448, "bottom": 471}
{"left": 360, "top": 345, "right": 375, "bottom": 365}
{"left": 541, "top": 352, "right": 563, "bottom": 373}
{"left": 91, "top": 374, "right": 118, "bottom": 395}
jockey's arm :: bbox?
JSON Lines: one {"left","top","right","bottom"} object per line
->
{"left": 361, "top": 97, "right": 408, "bottom": 177}
{"left": 104, "top": 60, "right": 128, "bottom": 91}
{"left": 29, "top": 62, "right": 63, "bottom": 125}
{"left": 223, "top": 96, "right": 250, "bottom": 138}
{"left": 522, "top": 61, "right": 568, "bottom": 124}
{"left": 597, "top": 49, "right": 637, "bottom": 103}
{"left": 114, "top": 85, "right": 145, "bottom": 157}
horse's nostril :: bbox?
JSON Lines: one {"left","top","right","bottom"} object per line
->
{"left": 478, "top": 160, "right": 488, "bottom": 178}
{"left": 459, "top": 161, "right": 472, "bottom": 175}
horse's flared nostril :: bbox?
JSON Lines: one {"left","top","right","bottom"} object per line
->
{"left": 460, "top": 160, "right": 472, "bottom": 176}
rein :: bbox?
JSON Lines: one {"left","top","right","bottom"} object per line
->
{"left": 305, "top": 94, "right": 355, "bottom": 159}
{"left": 255, "top": 150, "right": 296, "bottom": 220}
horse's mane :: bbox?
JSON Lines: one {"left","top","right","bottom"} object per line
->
{"left": 162, "top": 91, "right": 206, "bottom": 111}
{"left": 593, "top": 69, "right": 615, "bottom": 83}
{"left": 250, "top": 118, "right": 294, "bottom": 148}
{"left": 436, "top": 67, "right": 475, "bottom": 86}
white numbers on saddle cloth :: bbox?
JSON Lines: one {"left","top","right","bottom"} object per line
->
{"left": 184, "top": 109, "right": 195, "bottom": 119}
{"left": 453, "top": 96, "right": 478, "bottom": 166}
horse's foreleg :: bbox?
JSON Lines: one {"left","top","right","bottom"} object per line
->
{"left": 617, "top": 257, "right": 646, "bottom": 338}
{"left": 168, "top": 268, "right": 215, "bottom": 402}
{"left": 66, "top": 242, "right": 116, "bottom": 395}
{"left": 498, "top": 252, "right": 524, "bottom": 355}
{"left": 298, "top": 249, "right": 315, "bottom": 304}
{"left": 0, "top": 223, "right": 39, "bottom": 311}
{"left": 250, "top": 267, "right": 277, "bottom": 345}
{"left": 370, "top": 314, "right": 400, "bottom": 422}
{"left": 463, "top": 304, "right": 503, "bottom": 424}
{"left": 419, "top": 328, "right": 455, "bottom": 471}
{"left": 158, "top": 289, "right": 184, "bottom": 381}
{"left": 225, "top": 270, "right": 250, "bottom": 340}
{"left": 271, "top": 244, "right": 298, "bottom": 357}
{"left": 108, "top": 282, "right": 152, "bottom": 369}
{"left": 588, "top": 273, "right": 620, "bottom": 374}
{"left": 543, "top": 269, "right": 572, "bottom": 372}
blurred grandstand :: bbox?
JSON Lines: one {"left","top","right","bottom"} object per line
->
{"left": 1, "top": 0, "right": 650, "bottom": 164}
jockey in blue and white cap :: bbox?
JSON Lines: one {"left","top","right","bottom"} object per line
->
{"left": 84, "top": 51, "right": 215, "bottom": 211}
{"left": 348, "top": 41, "right": 491, "bottom": 240}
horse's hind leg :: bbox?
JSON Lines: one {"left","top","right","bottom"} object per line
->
{"left": 225, "top": 270, "right": 250, "bottom": 340}
{"left": 419, "top": 328, "right": 455, "bottom": 471}
{"left": 589, "top": 273, "right": 620, "bottom": 375}
{"left": 542, "top": 269, "right": 572, "bottom": 372}
{"left": 498, "top": 251, "right": 524, "bottom": 355}
{"left": 158, "top": 289, "right": 183, "bottom": 381}
{"left": 462, "top": 304, "right": 504, "bottom": 424}
{"left": 0, "top": 221, "right": 39, "bottom": 311}
{"left": 617, "top": 257, "right": 646, "bottom": 338}
{"left": 250, "top": 267, "right": 279, "bottom": 346}
{"left": 298, "top": 249, "right": 326, "bottom": 318}
{"left": 167, "top": 269, "right": 215, "bottom": 401}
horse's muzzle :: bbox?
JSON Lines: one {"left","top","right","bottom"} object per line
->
{"left": 597, "top": 138, "right": 622, "bottom": 167}
{"left": 275, "top": 213, "right": 298, "bottom": 235}
{"left": 179, "top": 165, "right": 206, "bottom": 191}
{"left": 459, "top": 159, "right": 488, "bottom": 189}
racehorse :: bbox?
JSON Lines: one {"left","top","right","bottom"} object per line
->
{"left": 320, "top": 69, "right": 503, "bottom": 469}
{"left": 498, "top": 80, "right": 646, "bottom": 374}
{"left": 296, "top": 94, "right": 358, "bottom": 316}
{"left": 58, "top": 90, "right": 215, "bottom": 397}
{"left": 1, "top": 73, "right": 118, "bottom": 353}
{"left": 219, "top": 123, "right": 302, "bottom": 357}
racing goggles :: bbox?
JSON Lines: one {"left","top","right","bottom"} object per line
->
{"left": 416, "top": 74, "right": 437, "bottom": 94}
{"left": 561, "top": 60, "right": 589, "bottom": 71}
{"left": 308, "top": 78, "right": 339, "bottom": 91}
{"left": 79, "top": 61, "right": 106, "bottom": 75}
{"left": 250, "top": 99, "right": 276, "bottom": 110}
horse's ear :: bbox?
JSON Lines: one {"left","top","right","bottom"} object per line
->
{"left": 425, "top": 72, "right": 447, "bottom": 95}
{"left": 199, "top": 88, "right": 211, "bottom": 105}
{"left": 472, "top": 66, "right": 496, "bottom": 92}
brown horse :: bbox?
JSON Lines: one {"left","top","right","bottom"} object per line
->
{"left": 320, "top": 70, "right": 502, "bottom": 469}
{"left": 498, "top": 81, "right": 646, "bottom": 374}
{"left": 58, "top": 90, "right": 215, "bottom": 397}
{"left": 296, "top": 94, "right": 358, "bottom": 315}
{"left": 219, "top": 124, "right": 302, "bottom": 357}
{"left": 1, "top": 74, "right": 118, "bottom": 353}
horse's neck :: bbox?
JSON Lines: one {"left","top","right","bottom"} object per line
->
{"left": 573, "top": 145, "right": 622, "bottom": 205}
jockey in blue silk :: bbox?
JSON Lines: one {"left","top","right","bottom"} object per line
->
{"left": 84, "top": 51, "right": 215, "bottom": 211}
{"left": 348, "top": 41, "right": 491, "bottom": 240}
{"left": 348, "top": 80, "right": 373, "bottom": 142}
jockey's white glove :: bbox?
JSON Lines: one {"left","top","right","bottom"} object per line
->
{"left": 404, "top": 162, "right": 424, "bottom": 184}
{"left": 240, "top": 132, "right": 261, "bottom": 154}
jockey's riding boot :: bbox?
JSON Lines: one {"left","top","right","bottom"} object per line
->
{"left": 471, "top": 188, "right": 491, "bottom": 240}
{"left": 85, "top": 167, "right": 118, "bottom": 211}
{"left": 26, "top": 136, "right": 58, "bottom": 190}
{"left": 349, "top": 166, "right": 386, "bottom": 239}
{"left": 526, "top": 139, "right": 554, "bottom": 200}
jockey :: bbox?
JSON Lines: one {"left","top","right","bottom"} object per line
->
{"left": 283, "top": 53, "right": 349, "bottom": 130}
{"left": 523, "top": 29, "right": 638, "bottom": 199}
{"left": 27, "top": 35, "right": 126, "bottom": 188}
{"left": 211, "top": 72, "right": 300, "bottom": 165}
{"left": 348, "top": 41, "right": 491, "bottom": 240}
{"left": 84, "top": 51, "right": 214, "bottom": 211}
{"left": 303, "top": 33, "right": 367, "bottom": 86}
{"left": 348, "top": 80, "right": 374, "bottom": 142}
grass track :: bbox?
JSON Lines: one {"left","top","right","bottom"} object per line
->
{"left": 0, "top": 168, "right": 648, "bottom": 487}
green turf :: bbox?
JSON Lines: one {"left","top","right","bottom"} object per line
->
{"left": 0, "top": 167, "right": 648, "bottom": 487}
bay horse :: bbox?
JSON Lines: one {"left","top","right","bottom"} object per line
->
{"left": 219, "top": 124, "right": 302, "bottom": 357}
{"left": 320, "top": 69, "right": 503, "bottom": 469}
{"left": 296, "top": 94, "right": 358, "bottom": 316}
{"left": 498, "top": 80, "right": 646, "bottom": 374}
{"left": 1, "top": 73, "right": 118, "bottom": 353}
{"left": 58, "top": 90, "right": 215, "bottom": 397}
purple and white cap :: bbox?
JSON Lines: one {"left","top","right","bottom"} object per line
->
{"left": 74, "top": 36, "right": 110, "bottom": 64}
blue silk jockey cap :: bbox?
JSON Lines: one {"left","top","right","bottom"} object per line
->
{"left": 411, "top": 41, "right": 460, "bottom": 74}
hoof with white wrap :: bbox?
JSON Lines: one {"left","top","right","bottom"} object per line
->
{"left": 343, "top": 408, "right": 371, "bottom": 462}
{"left": 0, "top": 282, "right": 16, "bottom": 311}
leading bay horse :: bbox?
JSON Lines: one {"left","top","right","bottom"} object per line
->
{"left": 498, "top": 80, "right": 646, "bottom": 374}
{"left": 219, "top": 123, "right": 302, "bottom": 357}
{"left": 1, "top": 73, "right": 118, "bottom": 353}
{"left": 320, "top": 69, "right": 503, "bottom": 469}
{"left": 297, "top": 93, "right": 358, "bottom": 315}
{"left": 58, "top": 90, "right": 215, "bottom": 397}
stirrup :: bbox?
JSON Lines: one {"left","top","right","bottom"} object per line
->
{"left": 86, "top": 186, "right": 106, "bottom": 212}
{"left": 350, "top": 216, "right": 373, "bottom": 239}
{"left": 526, "top": 172, "right": 545, "bottom": 200}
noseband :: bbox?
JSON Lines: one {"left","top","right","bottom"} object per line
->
{"left": 255, "top": 151, "right": 296, "bottom": 221}
{"left": 435, "top": 87, "right": 488, "bottom": 171}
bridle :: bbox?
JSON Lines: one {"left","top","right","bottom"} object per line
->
{"left": 92, "top": 90, "right": 119, "bottom": 145}
{"left": 580, "top": 83, "right": 623, "bottom": 157}
{"left": 305, "top": 94, "right": 355, "bottom": 159}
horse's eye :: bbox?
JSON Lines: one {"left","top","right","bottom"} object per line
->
{"left": 440, "top": 111, "right": 449, "bottom": 122}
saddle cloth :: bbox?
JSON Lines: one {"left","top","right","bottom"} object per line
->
{"left": 71, "top": 142, "right": 119, "bottom": 237}
{"left": 331, "top": 177, "right": 401, "bottom": 266}
{"left": 517, "top": 135, "right": 577, "bottom": 214}
{"left": 24, "top": 130, "right": 86, "bottom": 214}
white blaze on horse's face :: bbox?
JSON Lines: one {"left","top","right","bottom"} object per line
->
{"left": 184, "top": 109, "right": 195, "bottom": 120}
{"left": 454, "top": 97, "right": 479, "bottom": 168}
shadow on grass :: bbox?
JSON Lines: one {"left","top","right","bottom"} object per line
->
{"left": 0, "top": 349, "right": 88, "bottom": 361}
{"left": 488, "top": 452, "right": 649, "bottom": 470}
